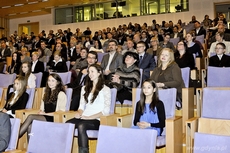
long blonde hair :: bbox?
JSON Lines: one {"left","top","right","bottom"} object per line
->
{"left": 158, "top": 48, "right": 175, "bottom": 68}
{"left": 7, "top": 76, "right": 27, "bottom": 106}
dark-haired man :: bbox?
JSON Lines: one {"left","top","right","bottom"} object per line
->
{"left": 101, "top": 39, "right": 123, "bottom": 80}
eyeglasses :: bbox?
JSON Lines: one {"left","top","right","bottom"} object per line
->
{"left": 215, "top": 48, "right": 224, "bottom": 50}
{"left": 87, "top": 56, "right": 96, "bottom": 59}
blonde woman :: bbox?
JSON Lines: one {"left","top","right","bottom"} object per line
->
{"left": 2, "top": 76, "right": 29, "bottom": 118}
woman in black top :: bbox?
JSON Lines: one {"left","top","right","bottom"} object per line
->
{"left": 49, "top": 51, "right": 68, "bottom": 72}
{"left": 5, "top": 52, "right": 22, "bottom": 75}
{"left": 174, "top": 40, "right": 195, "bottom": 70}
{"left": 2, "top": 76, "right": 28, "bottom": 118}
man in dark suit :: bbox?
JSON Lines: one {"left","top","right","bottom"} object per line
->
{"left": 194, "top": 21, "right": 206, "bottom": 38}
{"left": 100, "top": 39, "right": 123, "bottom": 80}
{"left": 136, "top": 41, "right": 156, "bottom": 81}
{"left": 65, "top": 51, "right": 98, "bottom": 110}
{"left": 46, "top": 34, "right": 55, "bottom": 50}
{"left": 31, "top": 52, "right": 44, "bottom": 73}
{"left": 0, "top": 112, "right": 11, "bottom": 152}
{"left": 170, "top": 25, "right": 183, "bottom": 41}
{"left": 31, "top": 36, "right": 41, "bottom": 51}
{"left": 0, "top": 40, "right": 11, "bottom": 72}
{"left": 209, "top": 42, "right": 230, "bottom": 67}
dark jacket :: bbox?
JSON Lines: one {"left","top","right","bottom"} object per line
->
{"left": 150, "top": 62, "right": 185, "bottom": 99}
{"left": 0, "top": 112, "right": 11, "bottom": 152}
{"left": 174, "top": 51, "right": 195, "bottom": 70}
{"left": 32, "top": 60, "right": 44, "bottom": 73}
{"left": 138, "top": 53, "right": 156, "bottom": 81}
{"left": 49, "top": 60, "right": 68, "bottom": 72}
{"left": 209, "top": 54, "right": 230, "bottom": 67}
{"left": 4, "top": 92, "right": 29, "bottom": 114}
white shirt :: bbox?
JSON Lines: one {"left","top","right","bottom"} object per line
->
{"left": 217, "top": 54, "right": 223, "bottom": 60}
{"left": 32, "top": 60, "right": 38, "bottom": 72}
{"left": 79, "top": 86, "right": 111, "bottom": 120}
{"left": 208, "top": 40, "right": 230, "bottom": 57}
{"left": 70, "top": 47, "right": 75, "bottom": 56}
{"left": 105, "top": 51, "right": 116, "bottom": 71}
{"left": 53, "top": 58, "right": 62, "bottom": 66}
{"left": 28, "top": 73, "right": 36, "bottom": 88}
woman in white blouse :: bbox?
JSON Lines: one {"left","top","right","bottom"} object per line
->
{"left": 19, "top": 62, "right": 36, "bottom": 88}
{"left": 19, "top": 73, "right": 67, "bottom": 138}
{"left": 66, "top": 64, "right": 111, "bottom": 153}
{"left": 89, "top": 40, "right": 104, "bottom": 53}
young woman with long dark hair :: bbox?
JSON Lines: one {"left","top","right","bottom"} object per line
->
{"left": 66, "top": 64, "right": 111, "bottom": 153}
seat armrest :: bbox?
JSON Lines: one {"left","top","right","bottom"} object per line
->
{"left": 201, "top": 69, "right": 206, "bottom": 88}
{"left": 53, "top": 111, "right": 76, "bottom": 123}
{"left": 100, "top": 113, "right": 120, "bottom": 126}
{"left": 196, "top": 88, "right": 203, "bottom": 117}
{"left": 3, "top": 150, "right": 25, "bottom": 153}
{"left": 15, "top": 109, "right": 40, "bottom": 123}
{"left": 166, "top": 116, "right": 182, "bottom": 153}
{"left": 185, "top": 117, "right": 199, "bottom": 153}
{"left": 117, "top": 114, "right": 133, "bottom": 128}
{"left": 182, "top": 87, "right": 194, "bottom": 133}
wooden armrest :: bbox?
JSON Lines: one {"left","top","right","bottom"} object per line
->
{"left": 190, "top": 70, "right": 197, "bottom": 80}
{"left": 196, "top": 88, "right": 203, "bottom": 118}
{"left": 117, "top": 114, "right": 133, "bottom": 128}
{"left": 198, "top": 118, "right": 230, "bottom": 135}
{"left": 3, "top": 150, "right": 25, "bottom": 153}
{"left": 182, "top": 87, "right": 194, "bottom": 133}
{"left": 201, "top": 69, "right": 206, "bottom": 88}
{"left": 53, "top": 111, "right": 76, "bottom": 123}
{"left": 100, "top": 113, "right": 120, "bottom": 126}
{"left": 166, "top": 116, "right": 182, "bottom": 153}
{"left": 15, "top": 109, "right": 40, "bottom": 122}
{"left": 186, "top": 117, "right": 199, "bottom": 153}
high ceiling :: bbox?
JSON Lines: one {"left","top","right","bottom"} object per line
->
{"left": 0, "top": 0, "right": 111, "bottom": 19}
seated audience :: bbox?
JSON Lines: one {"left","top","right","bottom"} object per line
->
{"left": 89, "top": 40, "right": 104, "bottom": 53}
{"left": 2, "top": 76, "right": 29, "bottom": 118}
{"left": 19, "top": 73, "right": 67, "bottom": 140}
{"left": 174, "top": 40, "right": 195, "bottom": 70}
{"left": 146, "top": 37, "right": 162, "bottom": 57}
{"left": 170, "top": 25, "right": 183, "bottom": 40}
{"left": 136, "top": 41, "right": 156, "bottom": 81}
{"left": 0, "top": 40, "right": 11, "bottom": 73}
{"left": 159, "top": 33, "right": 175, "bottom": 52}
{"left": 150, "top": 48, "right": 185, "bottom": 109}
{"left": 132, "top": 79, "right": 165, "bottom": 136}
{"left": 66, "top": 64, "right": 111, "bottom": 153}
{"left": 111, "top": 51, "right": 140, "bottom": 103}
{"left": 121, "top": 40, "right": 137, "bottom": 55}
{"left": 20, "top": 47, "right": 31, "bottom": 63}
{"left": 208, "top": 32, "right": 230, "bottom": 57}
{"left": 71, "top": 47, "right": 88, "bottom": 77}
{"left": 5, "top": 52, "right": 22, "bottom": 75}
{"left": 101, "top": 39, "right": 123, "bottom": 80}
{"left": 65, "top": 51, "right": 98, "bottom": 110}
{"left": 19, "top": 62, "right": 36, "bottom": 88}
{"left": 209, "top": 42, "right": 230, "bottom": 67}
{"left": 31, "top": 51, "right": 44, "bottom": 73}
{"left": 40, "top": 41, "right": 52, "bottom": 57}
{"left": 49, "top": 51, "right": 68, "bottom": 73}
{"left": 37, "top": 47, "right": 47, "bottom": 63}
{"left": 186, "top": 32, "right": 203, "bottom": 58}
